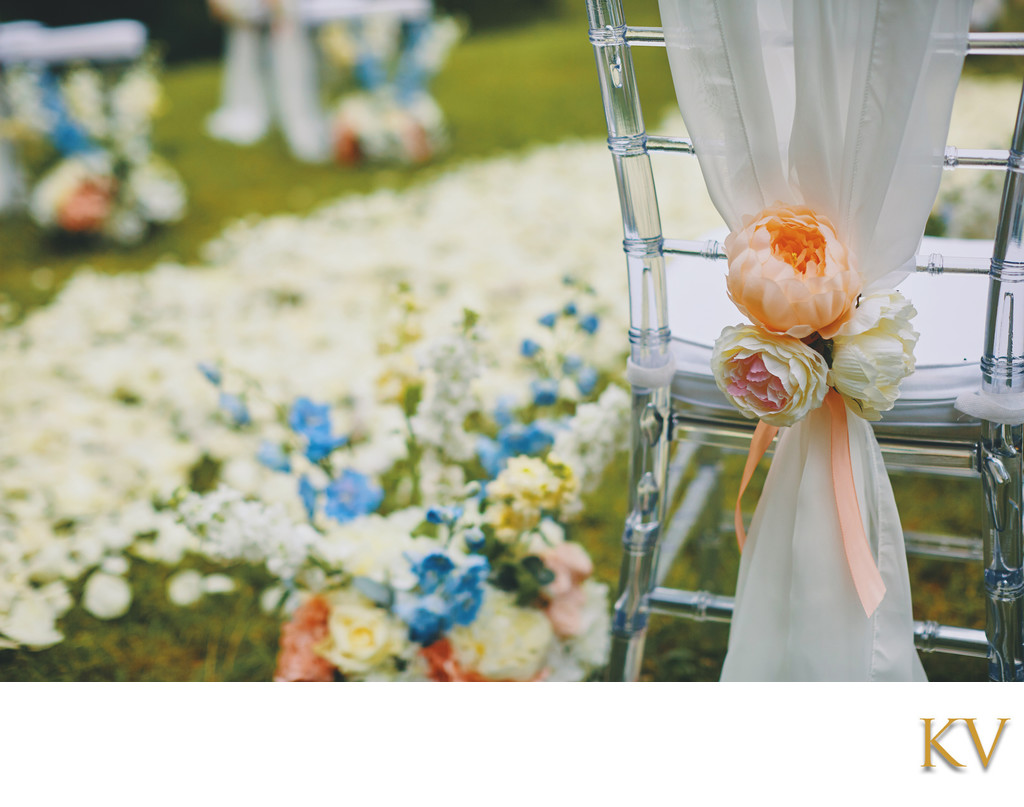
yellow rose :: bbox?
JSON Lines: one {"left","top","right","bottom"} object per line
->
{"left": 315, "top": 590, "right": 407, "bottom": 676}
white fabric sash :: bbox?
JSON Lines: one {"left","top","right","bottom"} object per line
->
{"left": 658, "top": 0, "right": 971, "bottom": 680}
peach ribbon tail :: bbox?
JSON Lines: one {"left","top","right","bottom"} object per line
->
{"left": 734, "top": 420, "right": 779, "bottom": 552}
{"left": 824, "top": 389, "right": 886, "bottom": 617}
{"left": 733, "top": 392, "right": 886, "bottom": 617}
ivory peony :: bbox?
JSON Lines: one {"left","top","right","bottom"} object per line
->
{"left": 830, "top": 291, "right": 919, "bottom": 420}
{"left": 724, "top": 205, "right": 860, "bottom": 338}
{"left": 711, "top": 324, "right": 829, "bottom": 427}
{"left": 448, "top": 589, "right": 554, "bottom": 680}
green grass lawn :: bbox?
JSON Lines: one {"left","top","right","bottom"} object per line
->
{"left": 0, "top": 0, "right": 995, "bottom": 681}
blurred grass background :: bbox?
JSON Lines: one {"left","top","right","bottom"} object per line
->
{"left": 0, "top": 0, "right": 997, "bottom": 680}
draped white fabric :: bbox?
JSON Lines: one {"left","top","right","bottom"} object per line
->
{"left": 206, "top": 1, "right": 329, "bottom": 162}
{"left": 658, "top": 0, "right": 971, "bottom": 680}
{"left": 206, "top": 25, "right": 272, "bottom": 146}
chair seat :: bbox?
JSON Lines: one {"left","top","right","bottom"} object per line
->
{"left": 667, "top": 235, "right": 990, "bottom": 442}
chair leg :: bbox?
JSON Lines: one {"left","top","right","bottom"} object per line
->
{"left": 608, "top": 384, "right": 672, "bottom": 681}
{"left": 981, "top": 421, "right": 1024, "bottom": 681}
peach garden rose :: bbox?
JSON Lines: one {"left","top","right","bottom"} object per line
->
{"left": 724, "top": 204, "right": 861, "bottom": 339}
{"left": 711, "top": 324, "right": 829, "bottom": 427}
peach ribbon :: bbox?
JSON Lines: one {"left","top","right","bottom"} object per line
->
{"left": 733, "top": 390, "right": 886, "bottom": 617}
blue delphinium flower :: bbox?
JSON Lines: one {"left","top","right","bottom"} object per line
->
{"left": 531, "top": 379, "right": 559, "bottom": 407}
{"left": 305, "top": 432, "right": 349, "bottom": 463}
{"left": 563, "top": 301, "right": 578, "bottom": 316}
{"left": 218, "top": 392, "right": 251, "bottom": 426}
{"left": 395, "top": 593, "right": 450, "bottom": 645}
{"left": 323, "top": 469, "right": 384, "bottom": 523}
{"left": 520, "top": 338, "right": 541, "bottom": 358}
{"left": 411, "top": 551, "right": 457, "bottom": 594}
{"left": 576, "top": 365, "right": 599, "bottom": 396}
{"left": 538, "top": 312, "right": 558, "bottom": 328}
{"left": 579, "top": 314, "right": 600, "bottom": 334}
{"left": 562, "top": 354, "right": 583, "bottom": 375}
{"left": 289, "top": 396, "right": 331, "bottom": 436}
{"left": 463, "top": 527, "right": 486, "bottom": 553}
{"left": 426, "top": 505, "right": 464, "bottom": 526}
{"left": 476, "top": 436, "right": 505, "bottom": 478}
{"left": 257, "top": 441, "right": 291, "bottom": 473}
{"left": 288, "top": 397, "right": 348, "bottom": 462}
{"left": 197, "top": 362, "right": 222, "bottom": 386}
{"left": 298, "top": 475, "right": 319, "bottom": 521}
{"left": 444, "top": 557, "right": 490, "bottom": 626}
{"left": 493, "top": 395, "right": 517, "bottom": 428}
{"left": 500, "top": 421, "right": 556, "bottom": 456}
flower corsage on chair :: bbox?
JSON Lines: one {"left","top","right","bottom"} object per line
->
{"left": 711, "top": 204, "right": 918, "bottom": 615}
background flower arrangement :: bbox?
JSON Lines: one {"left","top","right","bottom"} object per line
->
{"left": 174, "top": 293, "right": 625, "bottom": 681}
{"left": 3, "top": 57, "right": 186, "bottom": 244}
{"left": 320, "top": 15, "right": 462, "bottom": 165}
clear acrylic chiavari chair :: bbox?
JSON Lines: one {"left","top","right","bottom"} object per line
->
{"left": 586, "top": 0, "right": 1024, "bottom": 681}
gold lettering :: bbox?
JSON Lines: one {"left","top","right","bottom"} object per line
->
{"left": 963, "top": 718, "right": 1010, "bottom": 769}
{"left": 922, "top": 718, "right": 965, "bottom": 768}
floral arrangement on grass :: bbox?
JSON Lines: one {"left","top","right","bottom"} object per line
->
{"left": 170, "top": 285, "right": 625, "bottom": 681}
{"left": 3, "top": 58, "right": 186, "bottom": 243}
{"left": 322, "top": 15, "right": 461, "bottom": 164}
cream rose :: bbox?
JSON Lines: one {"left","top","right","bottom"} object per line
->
{"left": 315, "top": 589, "right": 408, "bottom": 676}
{"left": 724, "top": 205, "right": 861, "bottom": 338}
{"left": 711, "top": 324, "right": 829, "bottom": 427}
{"left": 448, "top": 589, "right": 554, "bottom": 680}
{"left": 830, "top": 291, "right": 918, "bottom": 420}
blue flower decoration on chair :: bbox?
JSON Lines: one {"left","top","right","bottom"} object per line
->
{"left": 579, "top": 314, "right": 600, "bottom": 335}
{"left": 324, "top": 469, "right": 384, "bottom": 524}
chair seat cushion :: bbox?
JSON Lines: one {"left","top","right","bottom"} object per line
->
{"left": 666, "top": 234, "right": 989, "bottom": 441}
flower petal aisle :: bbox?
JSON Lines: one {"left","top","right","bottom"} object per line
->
{"left": 0, "top": 137, "right": 722, "bottom": 678}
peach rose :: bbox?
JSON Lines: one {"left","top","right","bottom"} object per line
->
{"left": 273, "top": 595, "right": 335, "bottom": 682}
{"left": 57, "top": 179, "right": 114, "bottom": 233}
{"left": 540, "top": 542, "right": 594, "bottom": 638}
{"left": 711, "top": 324, "right": 829, "bottom": 427}
{"left": 724, "top": 205, "right": 860, "bottom": 339}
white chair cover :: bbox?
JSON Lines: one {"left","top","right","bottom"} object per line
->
{"left": 658, "top": 0, "right": 971, "bottom": 680}
{"left": 0, "top": 20, "right": 146, "bottom": 65}
{"left": 206, "top": 23, "right": 272, "bottom": 145}
{"left": 270, "top": 2, "right": 330, "bottom": 163}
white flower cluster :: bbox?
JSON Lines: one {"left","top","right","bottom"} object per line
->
{"left": 177, "top": 487, "right": 322, "bottom": 581}
{"left": 410, "top": 330, "right": 484, "bottom": 463}
{"left": 553, "top": 385, "right": 632, "bottom": 493}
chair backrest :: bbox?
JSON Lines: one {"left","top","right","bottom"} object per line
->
{"left": 0, "top": 20, "right": 147, "bottom": 65}
{"left": 587, "top": 0, "right": 1024, "bottom": 681}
